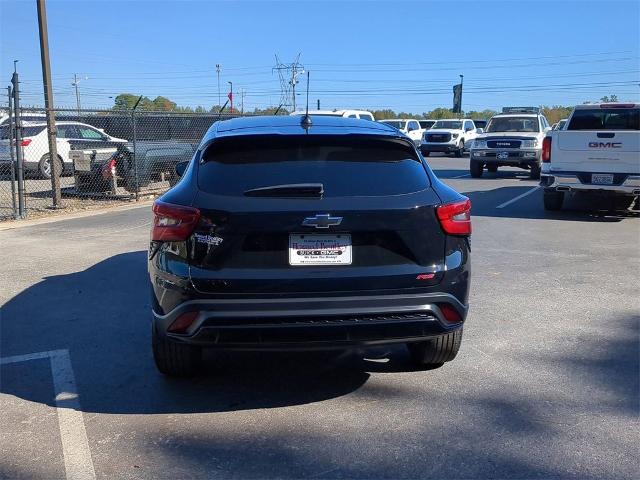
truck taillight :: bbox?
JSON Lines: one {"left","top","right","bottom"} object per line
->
{"left": 101, "top": 156, "right": 117, "bottom": 180}
{"left": 151, "top": 200, "right": 201, "bottom": 241}
{"left": 436, "top": 198, "right": 471, "bottom": 236}
{"left": 20, "top": 138, "right": 32, "bottom": 147}
{"left": 542, "top": 137, "right": 551, "bottom": 163}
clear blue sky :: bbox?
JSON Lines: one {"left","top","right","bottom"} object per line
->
{"left": 1, "top": 0, "right": 639, "bottom": 112}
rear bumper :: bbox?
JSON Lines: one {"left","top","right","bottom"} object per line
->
{"left": 152, "top": 293, "right": 467, "bottom": 350}
{"left": 540, "top": 171, "right": 640, "bottom": 195}
{"left": 471, "top": 149, "right": 540, "bottom": 165}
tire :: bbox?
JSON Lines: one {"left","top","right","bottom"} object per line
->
{"left": 543, "top": 190, "right": 564, "bottom": 211}
{"left": 614, "top": 196, "right": 635, "bottom": 211}
{"left": 407, "top": 328, "right": 463, "bottom": 367}
{"left": 487, "top": 164, "right": 498, "bottom": 173}
{"left": 38, "top": 154, "right": 63, "bottom": 179}
{"left": 152, "top": 327, "right": 202, "bottom": 377}
{"left": 470, "top": 160, "right": 483, "bottom": 178}
{"left": 454, "top": 140, "right": 464, "bottom": 158}
{"left": 530, "top": 162, "right": 541, "bottom": 180}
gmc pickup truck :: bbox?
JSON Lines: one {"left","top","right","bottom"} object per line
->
{"left": 540, "top": 103, "right": 640, "bottom": 211}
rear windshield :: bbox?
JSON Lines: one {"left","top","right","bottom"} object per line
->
{"left": 473, "top": 120, "right": 487, "bottom": 129}
{"left": 381, "top": 120, "right": 406, "bottom": 129}
{"left": 419, "top": 121, "right": 436, "bottom": 129}
{"left": 199, "top": 135, "right": 428, "bottom": 197}
{"left": 567, "top": 108, "right": 640, "bottom": 130}
{"left": 0, "top": 125, "right": 45, "bottom": 139}
{"left": 485, "top": 116, "right": 539, "bottom": 133}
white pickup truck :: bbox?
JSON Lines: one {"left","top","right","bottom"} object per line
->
{"left": 378, "top": 119, "right": 424, "bottom": 146}
{"left": 540, "top": 103, "right": 640, "bottom": 211}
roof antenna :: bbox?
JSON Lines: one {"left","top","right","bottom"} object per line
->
{"left": 300, "top": 71, "right": 312, "bottom": 130}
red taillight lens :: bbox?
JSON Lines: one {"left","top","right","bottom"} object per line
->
{"left": 436, "top": 198, "right": 471, "bottom": 235}
{"left": 542, "top": 136, "right": 552, "bottom": 163}
{"left": 167, "top": 311, "right": 199, "bottom": 333}
{"left": 437, "top": 303, "right": 462, "bottom": 323}
{"left": 20, "top": 138, "right": 32, "bottom": 147}
{"left": 101, "top": 157, "right": 117, "bottom": 180}
{"left": 151, "top": 200, "right": 201, "bottom": 241}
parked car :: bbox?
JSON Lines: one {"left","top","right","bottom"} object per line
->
{"left": 0, "top": 121, "right": 126, "bottom": 178}
{"left": 552, "top": 119, "right": 568, "bottom": 130}
{"left": 472, "top": 120, "right": 487, "bottom": 130}
{"left": 420, "top": 119, "right": 479, "bottom": 157}
{"left": 149, "top": 115, "right": 472, "bottom": 376}
{"left": 419, "top": 120, "right": 437, "bottom": 130}
{"left": 379, "top": 119, "right": 424, "bottom": 146}
{"left": 72, "top": 140, "right": 198, "bottom": 193}
{"left": 290, "top": 109, "right": 375, "bottom": 121}
{"left": 540, "top": 103, "right": 639, "bottom": 211}
{"left": 469, "top": 107, "right": 551, "bottom": 179}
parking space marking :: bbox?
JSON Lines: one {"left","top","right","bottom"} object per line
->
{"left": 496, "top": 186, "right": 541, "bottom": 209}
{"left": 1, "top": 349, "right": 96, "bottom": 480}
{"left": 452, "top": 173, "right": 471, "bottom": 179}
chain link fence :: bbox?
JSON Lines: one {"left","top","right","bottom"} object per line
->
{"left": 0, "top": 106, "right": 245, "bottom": 220}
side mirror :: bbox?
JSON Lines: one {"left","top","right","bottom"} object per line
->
{"left": 175, "top": 160, "right": 188, "bottom": 178}
{"left": 476, "top": 128, "right": 484, "bottom": 134}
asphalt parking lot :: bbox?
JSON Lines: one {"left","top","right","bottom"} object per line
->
{"left": 1, "top": 154, "right": 638, "bottom": 479}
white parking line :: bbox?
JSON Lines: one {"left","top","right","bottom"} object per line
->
{"left": 452, "top": 173, "right": 471, "bottom": 179}
{"left": 496, "top": 186, "right": 541, "bottom": 209}
{"left": 1, "top": 349, "right": 96, "bottom": 480}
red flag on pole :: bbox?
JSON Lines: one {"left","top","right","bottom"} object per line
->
{"left": 228, "top": 91, "right": 233, "bottom": 111}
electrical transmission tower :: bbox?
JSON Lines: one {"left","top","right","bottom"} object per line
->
{"left": 273, "top": 54, "right": 304, "bottom": 111}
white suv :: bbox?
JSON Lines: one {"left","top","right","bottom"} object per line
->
{"left": 420, "top": 119, "right": 478, "bottom": 157}
{"left": 0, "top": 121, "right": 126, "bottom": 178}
{"left": 540, "top": 103, "right": 639, "bottom": 211}
{"left": 290, "top": 109, "right": 375, "bottom": 121}
{"left": 379, "top": 119, "right": 424, "bottom": 146}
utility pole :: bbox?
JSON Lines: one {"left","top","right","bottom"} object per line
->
{"left": 240, "top": 89, "right": 245, "bottom": 115}
{"left": 71, "top": 73, "right": 88, "bottom": 117}
{"left": 228, "top": 81, "right": 233, "bottom": 112}
{"left": 215, "top": 63, "right": 221, "bottom": 111}
{"left": 317, "top": 99, "right": 320, "bottom": 110}
{"left": 36, "top": 0, "right": 61, "bottom": 208}
{"left": 459, "top": 74, "right": 464, "bottom": 119}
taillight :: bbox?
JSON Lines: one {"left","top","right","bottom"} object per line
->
{"left": 151, "top": 200, "right": 200, "bottom": 241}
{"left": 21, "top": 138, "right": 32, "bottom": 147}
{"left": 542, "top": 136, "right": 551, "bottom": 163}
{"left": 600, "top": 103, "right": 636, "bottom": 109}
{"left": 101, "top": 156, "right": 117, "bottom": 180}
{"left": 436, "top": 198, "right": 471, "bottom": 236}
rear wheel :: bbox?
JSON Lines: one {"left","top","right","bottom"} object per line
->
{"left": 455, "top": 140, "right": 464, "bottom": 158}
{"left": 39, "top": 154, "right": 63, "bottom": 179}
{"left": 152, "top": 327, "right": 202, "bottom": 377}
{"left": 470, "top": 160, "right": 483, "bottom": 178}
{"left": 543, "top": 190, "right": 564, "bottom": 211}
{"left": 407, "top": 328, "right": 463, "bottom": 367}
{"left": 487, "top": 164, "right": 498, "bottom": 173}
{"left": 530, "top": 162, "right": 541, "bottom": 179}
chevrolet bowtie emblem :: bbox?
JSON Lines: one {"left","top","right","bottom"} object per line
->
{"left": 302, "top": 214, "right": 343, "bottom": 229}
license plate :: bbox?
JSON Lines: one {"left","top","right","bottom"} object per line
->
{"left": 70, "top": 151, "right": 91, "bottom": 172}
{"left": 289, "top": 234, "right": 352, "bottom": 266}
{"left": 592, "top": 174, "right": 614, "bottom": 185}
{"left": 497, "top": 151, "right": 509, "bottom": 160}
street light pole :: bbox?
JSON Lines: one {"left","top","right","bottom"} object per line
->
{"left": 215, "top": 64, "right": 221, "bottom": 111}
{"left": 71, "top": 73, "right": 88, "bottom": 117}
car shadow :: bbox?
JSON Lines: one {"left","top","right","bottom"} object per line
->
{"left": 0, "top": 251, "right": 426, "bottom": 415}
{"left": 459, "top": 184, "right": 639, "bottom": 222}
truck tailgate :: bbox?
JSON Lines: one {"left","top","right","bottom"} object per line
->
{"left": 554, "top": 131, "right": 640, "bottom": 173}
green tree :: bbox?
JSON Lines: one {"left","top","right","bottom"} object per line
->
{"left": 600, "top": 95, "right": 619, "bottom": 103}
{"left": 113, "top": 93, "right": 151, "bottom": 110}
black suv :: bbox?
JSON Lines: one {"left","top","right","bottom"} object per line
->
{"left": 149, "top": 115, "right": 471, "bottom": 376}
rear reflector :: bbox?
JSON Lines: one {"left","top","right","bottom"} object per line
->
{"left": 151, "top": 200, "right": 201, "bottom": 241}
{"left": 167, "top": 311, "right": 199, "bottom": 333}
{"left": 542, "top": 136, "right": 551, "bottom": 163}
{"left": 437, "top": 303, "right": 462, "bottom": 323}
{"left": 436, "top": 198, "right": 471, "bottom": 235}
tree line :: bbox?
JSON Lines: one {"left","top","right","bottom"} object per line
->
{"left": 111, "top": 93, "right": 621, "bottom": 124}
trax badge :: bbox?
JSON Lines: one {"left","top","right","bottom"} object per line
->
{"left": 194, "top": 233, "right": 223, "bottom": 246}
